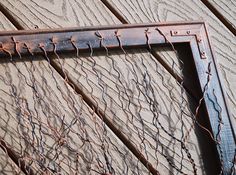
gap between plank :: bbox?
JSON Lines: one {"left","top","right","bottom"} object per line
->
{"left": 0, "top": 138, "right": 35, "bottom": 175}
{"left": 100, "top": 0, "right": 199, "bottom": 102}
{"left": 100, "top": 0, "right": 181, "bottom": 80}
{"left": 49, "top": 59, "right": 160, "bottom": 175}
{"left": 200, "top": 0, "right": 236, "bottom": 36}
{"left": 101, "top": 0, "right": 129, "bottom": 24}
{"left": 0, "top": 4, "right": 160, "bottom": 175}
{"left": 0, "top": 3, "right": 24, "bottom": 30}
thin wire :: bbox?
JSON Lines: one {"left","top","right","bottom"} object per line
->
{"left": 0, "top": 28, "right": 228, "bottom": 175}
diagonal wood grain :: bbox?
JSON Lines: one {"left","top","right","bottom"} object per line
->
{"left": 0, "top": 5, "right": 150, "bottom": 175}
{"left": 0, "top": 149, "right": 24, "bottom": 175}
{"left": 0, "top": 11, "right": 25, "bottom": 175}
{"left": 204, "top": 0, "right": 236, "bottom": 32}
{"left": 0, "top": 11, "right": 16, "bottom": 30}
{"left": 0, "top": 0, "right": 218, "bottom": 174}
{"left": 56, "top": 49, "right": 207, "bottom": 174}
{"left": 0, "top": 0, "right": 120, "bottom": 28}
{"left": 104, "top": 0, "right": 236, "bottom": 137}
{"left": 0, "top": 59, "right": 150, "bottom": 174}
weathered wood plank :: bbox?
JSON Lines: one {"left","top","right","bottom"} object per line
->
{"left": 104, "top": 0, "right": 236, "bottom": 140}
{"left": 202, "top": 0, "right": 236, "bottom": 33}
{"left": 0, "top": 59, "right": 152, "bottom": 174}
{"left": 0, "top": 148, "right": 24, "bottom": 175}
{"left": 0, "top": 11, "right": 25, "bottom": 175}
{"left": 0, "top": 0, "right": 120, "bottom": 28}
{"left": 0, "top": 5, "right": 150, "bottom": 175}
{"left": 0, "top": 0, "right": 215, "bottom": 174}
{"left": 56, "top": 50, "right": 207, "bottom": 174}
{"left": 0, "top": 11, "right": 16, "bottom": 30}
{"left": 209, "top": 0, "right": 236, "bottom": 28}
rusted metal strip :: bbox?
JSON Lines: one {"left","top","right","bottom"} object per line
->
{"left": 0, "top": 21, "right": 234, "bottom": 174}
{"left": 0, "top": 22, "right": 203, "bottom": 59}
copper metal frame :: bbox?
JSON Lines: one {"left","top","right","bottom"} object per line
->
{"left": 0, "top": 21, "right": 235, "bottom": 174}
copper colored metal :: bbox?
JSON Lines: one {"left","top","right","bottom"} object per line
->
{"left": 0, "top": 21, "right": 235, "bottom": 174}
{"left": 0, "top": 21, "right": 206, "bottom": 58}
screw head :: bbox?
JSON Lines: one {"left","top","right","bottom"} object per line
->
{"left": 197, "top": 38, "right": 202, "bottom": 42}
{"left": 173, "top": 31, "right": 178, "bottom": 35}
{"left": 201, "top": 51, "right": 206, "bottom": 59}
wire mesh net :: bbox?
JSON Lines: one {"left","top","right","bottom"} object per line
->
{"left": 0, "top": 32, "right": 233, "bottom": 175}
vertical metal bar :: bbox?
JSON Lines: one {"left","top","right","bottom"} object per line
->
{"left": 190, "top": 36, "right": 235, "bottom": 174}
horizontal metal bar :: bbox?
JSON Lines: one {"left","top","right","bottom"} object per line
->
{"left": 0, "top": 22, "right": 203, "bottom": 59}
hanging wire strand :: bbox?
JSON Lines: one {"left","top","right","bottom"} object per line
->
{"left": 0, "top": 28, "right": 227, "bottom": 175}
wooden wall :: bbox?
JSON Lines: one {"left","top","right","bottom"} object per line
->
{"left": 0, "top": 0, "right": 235, "bottom": 174}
